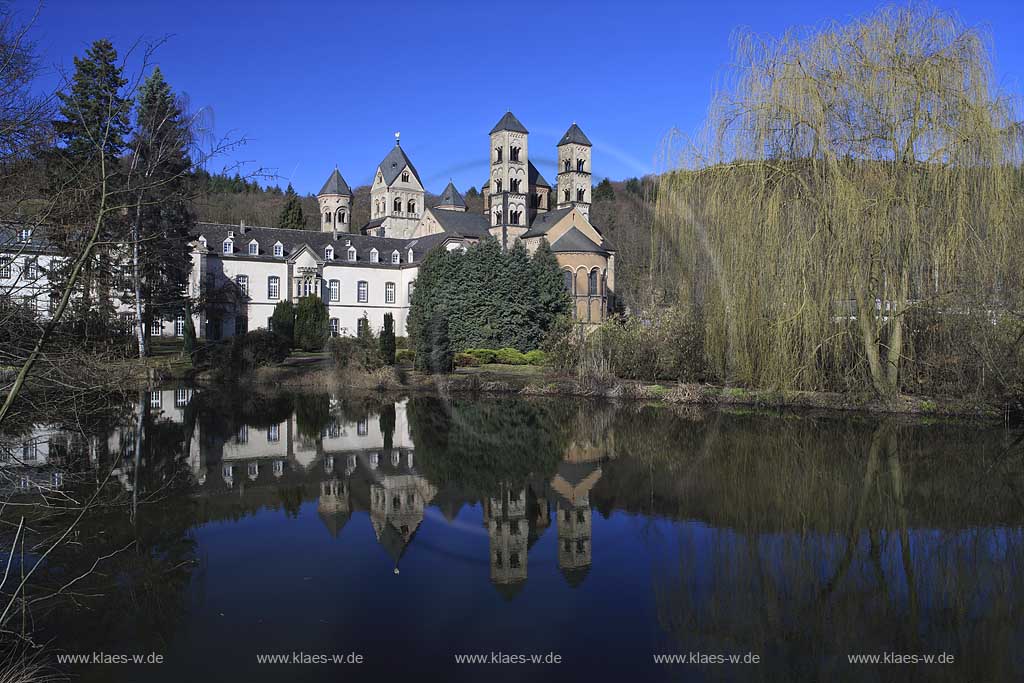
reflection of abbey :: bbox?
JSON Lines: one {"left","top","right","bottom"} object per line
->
{"left": 185, "top": 112, "right": 615, "bottom": 339}
{"left": 2, "top": 392, "right": 611, "bottom": 594}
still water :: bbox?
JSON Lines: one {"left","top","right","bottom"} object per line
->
{"left": 2, "top": 387, "right": 1024, "bottom": 681}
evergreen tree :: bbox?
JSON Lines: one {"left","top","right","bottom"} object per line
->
{"left": 421, "top": 311, "right": 453, "bottom": 374}
{"left": 593, "top": 178, "right": 615, "bottom": 202}
{"left": 130, "top": 66, "right": 195, "bottom": 356}
{"left": 270, "top": 300, "right": 296, "bottom": 346}
{"left": 48, "top": 39, "right": 131, "bottom": 336}
{"left": 276, "top": 183, "right": 306, "bottom": 229}
{"left": 294, "top": 295, "right": 328, "bottom": 351}
{"left": 530, "top": 239, "right": 572, "bottom": 332}
{"left": 380, "top": 312, "right": 396, "bottom": 365}
{"left": 182, "top": 302, "right": 197, "bottom": 365}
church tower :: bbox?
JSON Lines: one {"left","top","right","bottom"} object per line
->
{"left": 317, "top": 167, "right": 352, "bottom": 233}
{"left": 487, "top": 111, "right": 530, "bottom": 248}
{"left": 556, "top": 123, "right": 593, "bottom": 219}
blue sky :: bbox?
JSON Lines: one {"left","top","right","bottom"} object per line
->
{"left": 14, "top": 0, "right": 1024, "bottom": 196}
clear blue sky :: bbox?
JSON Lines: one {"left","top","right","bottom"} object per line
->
{"left": 14, "top": 0, "right": 1024, "bottom": 197}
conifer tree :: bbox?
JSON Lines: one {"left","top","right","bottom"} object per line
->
{"left": 293, "top": 295, "right": 328, "bottom": 351}
{"left": 380, "top": 312, "right": 396, "bottom": 365}
{"left": 593, "top": 178, "right": 615, "bottom": 202}
{"left": 531, "top": 239, "right": 572, "bottom": 332}
{"left": 270, "top": 300, "right": 296, "bottom": 346}
{"left": 276, "top": 183, "right": 306, "bottom": 229}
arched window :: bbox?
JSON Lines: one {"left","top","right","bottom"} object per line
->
{"left": 401, "top": 171, "right": 409, "bottom": 182}
{"left": 510, "top": 179, "right": 520, "bottom": 193}
{"left": 348, "top": 246, "right": 357, "bottom": 261}
{"left": 564, "top": 159, "right": 571, "bottom": 172}
{"left": 563, "top": 270, "right": 573, "bottom": 294}
{"left": 248, "top": 241, "right": 258, "bottom": 255}
{"left": 393, "top": 197, "right": 401, "bottom": 212}
{"left": 222, "top": 239, "right": 233, "bottom": 254}
{"left": 391, "top": 250, "right": 400, "bottom": 264}
{"left": 495, "top": 147, "right": 502, "bottom": 162}
{"left": 370, "top": 248, "right": 379, "bottom": 263}
{"left": 576, "top": 159, "right": 585, "bottom": 172}
{"left": 407, "top": 199, "right": 415, "bottom": 213}
{"left": 324, "top": 211, "right": 331, "bottom": 224}
{"left": 563, "top": 189, "right": 570, "bottom": 202}
{"left": 495, "top": 179, "right": 502, "bottom": 193}
{"left": 493, "top": 210, "right": 501, "bottom": 226}
{"left": 337, "top": 210, "right": 346, "bottom": 224}
{"left": 588, "top": 269, "right": 598, "bottom": 295}
{"left": 510, "top": 146, "right": 520, "bottom": 162}
{"left": 577, "top": 188, "right": 585, "bottom": 202}
{"left": 325, "top": 246, "right": 334, "bottom": 260}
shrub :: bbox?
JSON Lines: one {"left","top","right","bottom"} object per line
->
{"left": 270, "top": 300, "right": 296, "bottom": 346}
{"left": 396, "top": 348, "right": 415, "bottom": 364}
{"left": 380, "top": 313, "right": 396, "bottom": 365}
{"left": 294, "top": 296, "right": 329, "bottom": 351}
{"left": 494, "top": 347, "right": 527, "bottom": 365}
{"left": 234, "top": 330, "right": 290, "bottom": 369}
{"left": 523, "top": 350, "right": 547, "bottom": 366}
{"left": 328, "top": 334, "right": 382, "bottom": 371}
{"left": 455, "top": 352, "right": 481, "bottom": 367}
{"left": 465, "top": 348, "right": 497, "bottom": 364}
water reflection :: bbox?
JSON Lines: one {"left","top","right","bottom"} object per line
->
{"left": 2, "top": 390, "right": 1023, "bottom": 680}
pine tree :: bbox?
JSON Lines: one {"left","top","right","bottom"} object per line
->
{"left": 423, "top": 311, "right": 453, "bottom": 374}
{"left": 530, "top": 239, "right": 572, "bottom": 336}
{"left": 182, "top": 301, "right": 197, "bottom": 365}
{"left": 277, "top": 183, "right": 306, "bottom": 229}
{"left": 380, "top": 312, "right": 396, "bottom": 365}
{"left": 593, "top": 178, "right": 615, "bottom": 202}
{"left": 129, "top": 66, "right": 195, "bottom": 357}
{"left": 270, "top": 300, "right": 296, "bottom": 346}
{"left": 294, "top": 295, "right": 328, "bottom": 351}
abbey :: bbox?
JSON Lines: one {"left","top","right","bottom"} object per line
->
{"left": 0, "top": 113, "right": 616, "bottom": 341}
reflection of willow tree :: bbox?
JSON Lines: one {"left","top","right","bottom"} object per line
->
{"left": 408, "top": 397, "right": 570, "bottom": 496}
{"left": 607, "top": 408, "right": 1024, "bottom": 681}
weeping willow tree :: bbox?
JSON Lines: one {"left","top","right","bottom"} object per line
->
{"left": 657, "top": 4, "right": 1023, "bottom": 398}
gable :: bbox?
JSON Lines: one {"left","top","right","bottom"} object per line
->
{"left": 289, "top": 244, "right": 323, "bottom": 269}
{"left": 543, "top": 208, "right": 603, "bottom": 246}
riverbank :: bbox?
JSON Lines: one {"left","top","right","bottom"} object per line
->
{"left": 225, "top": 354, "right": 1004, "bottom": 422}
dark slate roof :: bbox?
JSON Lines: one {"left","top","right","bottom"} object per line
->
{"left": 560, "top": 565, "right": 591, "bottom": 588}
{"left": 429, "top": 209, "right": 490, "bottom": 238}
{"left": 489, "top": 111, "right": 528, "bottom": 135}
{"left": 318, "top": 167, "right": 351, "bottom": 196}
{"left": 0, "top": 222, "right": 61, "bottom": 255}
{"left": 194, "top": 222, "right": 420, "bottom": 266}
{"left": 550, "top": 227, "right": 609, "bottom": 255}
{"left": 377, "top": 143, "right": 422, "bottom": 186}
{"left": 528, "top": 161, "right": 550, "bottom": 188}
{"left": 558, "top": 123, "right": 592, "bottom": 147}
{"left": 435, "top": 181, "right": 465, "bottom": 209}
{"left": 522, "top": 207, "right": 574, "bottom": 237}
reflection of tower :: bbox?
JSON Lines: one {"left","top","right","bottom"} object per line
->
{"left": 318, "top": 478, "right": 350, "bottom": 537}
{"left": 548, "top": 460, "right": 603, "bottom": 587}
{"left": 369, "top": 450, "right": 435, "bottom": 572}
{"left": 484, "top": 484, "right": 529, "bottom": 598}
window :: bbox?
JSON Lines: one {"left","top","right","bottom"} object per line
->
{"left": 248, "top": 241, "right": 258, "bottom": 255}
{"left": 302, "top": 279, "right": 314, "bottom": 297}
{"left": 348, "top": 246, "right": 357, "bottom": 261}
{"left": 407, "top": 248, "right": 413, "bottom": 263}
{"left": 337, "top": 210, "right": 346, "bottom": 224}
{"left": 495, "top": 179, "right": 502, "bottom": 193}
{"left": 22, "top": 441, "right": 37, "bottom": 461}
{"left": 175, "top": 315, "right": 185, "bottom": 337}
{"left": 495, "top": 147, "right": 502, "bottom": 162}
{"left": 18, "top": 228, "right": 31, "bottom": 243}
{"left": 564, "top": 159, "right": 571, "bottom": 172}
{"left": 407, "top": 282, "right": 415, "bottom": 301}
{"left": 393, "top": 197, "right": 401, "bottom": 212}
{"left": 588, "top": 270, "right": 598, "bottom": 295}
{"left": 273, "top": 460, "right": 284, "bottom": 476}
{"left": 564, "top": 189, "right": 570, "bottom": 202}
{"left": 401, "top": 171, "right": 409, "bottom": 182}
{"left": 564, "top": 270, "right": 573, "bottom": 294}
{"left": 247, "top": 462, "right": 258, "bottom": 479}
{"left": 510, "top": 210, "right": 521, "bottom": 225}
{"left": 510, "top": 146, "right": 520, "bottom": 162}
{"left": 329, "top": 279, "right": 340, "bottom": 302}
{"left": 273, "top": 243, "right": 283, "bottom": 257}
{"left": 0, "top": 260, "right": 10, "bottom": 279}
{"left": 510, "top": 179, "right": 520, "bottom": 193}
{"left": 370, "top": 248, "right": 379, "bottom": 263}
{"left": 577, "top": 158, "right": 585, "bottom": 172}
{"left": 407, "top": 199, "right": 416, "bottom": 214}
{"left": 385, "top": 282, "right": 395, "bottom": 304}
{"left": 330, "top": 318, "right": 339, "bottom": 336}
{"left": 357, "top": 419, "right": 368, "bottom": 436}
{"left": 223, "top": 239, "right": 232, "bottom": 254}
{"left": 391, "top": 251, "right": 400, "bottom": 264}
{"left": 175, "top": 389, "right": 189, "bottom": 407}
{"left": 577, "top": 188, "right": 586, "bottom": 202}
{"left": 23, "top": 257, "right": 37, "bottom": 279}
{"left": 150, "top": 391, "right": 162, "bottom": 408}
{"left": 268, "top": 276, "right": 280, "bottom": 300}
{"left": 324, "top": 211, "right": 331, "bottom": 225}
{"left": 325, "top": 246, "right": 334, "bottom": 260}
{"left": 236, "top": 274, "right": 248, "bottom": 296}
{"left": 493, "top": 211, "right": 501, "bottom": 226}
{"left": 236, "top": 316, "right": 248, "bottom": 334}
{"left": 237, "top": 425, "right": 248, "bottom": 444}
{"left": 357, "top": 280, "right": 368, "bottom": 303}
{"left": 150, "top": 319, "right": 162, "bottom": 336}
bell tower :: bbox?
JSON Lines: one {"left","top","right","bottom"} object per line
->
{"left": 317, "top": 167, "right": 352, "bottom": 233}
{"left": 556, "top": 123, "right": 592, "bottom": 219}
{"left": 487, "top": 111, "right": 530, "bottom": 248}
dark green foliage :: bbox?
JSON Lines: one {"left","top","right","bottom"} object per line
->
{"left": 395, "top": 349, "right": 415, "bottom": 364}
{"left": 182, "top": 302, "right": 197, "bottom": 364}
{"left": 494, "top": 347, "right": 527, "bottom": 365}
{"left": 203, "top": 330, "right": 290, "bottom": 379}
{"left": 379, "top": 402, "right": 396, "bottom": 452}
{"left": 407, "top": 238, "right": 570, "bottom": 355}
{"left": 416, "top": 311, "right": 453, "bottom": 374}
{"left": 464, "top": 348, "right": 497, "bottom": 364}
{"left": 523, "top": 350, "right": 547, "bottom": 366}
{"left": 270, "top": 300, "right": 296, "bottom": 346}
{"left": 293, "top": 296, "right": 328, "bottom": 351}
{"left": 328, "top": 329, "right": 382, "bottom": 371}
{"left": 455, "top": 352, "right": 481, "bottom": 367}
{"left": 593, "top": 178, "right": 616, "bottom": 202}
{"left": 294, "top": 392, "right": 331, "bottom": 439}
{"left": 380, "top": 312, "right": 396, "bottom": 365}
{"left": 276, "top": 183, "right": 305, "bottom": 229}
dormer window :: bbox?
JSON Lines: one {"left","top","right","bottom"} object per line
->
{"left": 407, "top": 248, "right": 413, "bottom": 263}
{"left": 401, "top": 171, "right": 409, "bottom": 183}
{"left": 370, "top": 248, "right": 379, "bottom": 264}
{"left": 325, "top": 246, "right": 334, "bottom": 260}
{"left": 347, "top": 246, "right": 357, "bottom": 261}
{"left": 198, "top": 236, "right": 208, "bottom": 250}
{"left": 222, "top": 239, "right": 233, "bottom": 254}
{"left": 273, "top": 242, "right": 283, "bottom": 257}
{"left": 18, "top": 229, "right": 31, "bottom": 243}
{"left": 248, "top": 241, "right": 258, "bottom": 256}
{"left": 391, "top": 250, "right": 400, "bottom": 264}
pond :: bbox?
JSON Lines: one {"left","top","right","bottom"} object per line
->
{"left": 1, "top": 387, "right": 1023, "bottom": 681}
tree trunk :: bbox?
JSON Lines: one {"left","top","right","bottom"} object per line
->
{"left": 884, "top": 268, "right": 909, "bottom": 394}
{"left": 132, "top": 194, "right": 146, "bottom": 359}
{"left": 855, "top": 281, "right": 889, "bottom": 396}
